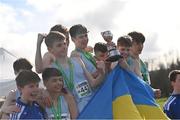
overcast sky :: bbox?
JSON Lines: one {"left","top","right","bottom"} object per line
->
{"left": 1, "top": 0, "right": 180, "bottom": 75}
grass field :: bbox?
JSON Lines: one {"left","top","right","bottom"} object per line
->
{"left": 156, "top": 97, "right": 168, "bottom": 109}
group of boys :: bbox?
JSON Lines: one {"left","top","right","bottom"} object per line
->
{"left": 0, "top": 24, "right": 179, "bottom": 119}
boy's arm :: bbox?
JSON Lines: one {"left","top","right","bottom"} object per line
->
{"left": 64, "top": 92, "right": 78, "bottom": 119}
{"left": 118, "top": 59, "right": 132, "bottom": 71}
{"left": 77, "top": 58, "right": 105, "bottom": 88}
{"left": 35, "top": 33, "right": 46, "bottom": 73}
{"left": 42, "top": 52, "right": 55, "bottom": 70}
{"left": 163, "top": 102, "right": 174, "bottom": 119}
{"left": 70, "top": 50, "right": 81, "bottom": 58}
{"left": 1, "top": 90, "right": 20, "bottom": 115}
{"left": 35, "top": 88, "right": 46, "bottom": 108}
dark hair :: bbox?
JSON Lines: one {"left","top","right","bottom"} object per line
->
{"left": 50, "top": 24, "right": 69, "bottom": 46}
{"left": 128, "top": 31, "right": 145, "bottom": 44}
{"left": 117, "top": 35, "right": 132, "bottom": 47}
{"left": 15, "top": 70, "right": 40, "bottom": 87}
{"left": 50, "top": 24, "right": 68, "bottom": 34}
{"left": 94, "top": 42, "right": 108, "bottom": 54}
{"left": 45, "top": 31, "right": 65, "bottom": 48}
{"left": 13, "top": 58, "right": 33, "bottom": 74}
{"left": 168, "top": 70, "right": 180, "bottom": 82}
{"left": 42, "top": 68, "right": 62, "bottom": 82}
{"left": 69, "top": 24, "right": 88, "bottom": 38}
{"left": 42, "top": 68, "right": 67, "bottom": 94}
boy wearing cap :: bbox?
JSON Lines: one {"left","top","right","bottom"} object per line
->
{"left": 163, "top": 70, "right": 180, "bottom": 119}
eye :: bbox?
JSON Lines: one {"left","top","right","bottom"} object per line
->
{"left": 84, "top": 34, "right": 88, "bottom": 37}
{"left": 59, "top": 77, "right": 63, "bottom": 82}
{"left": 52, "top": 79, "right": 58, "bottom": 82}
{"left": 57, "top": 44, "right": 62, "bottom": 47}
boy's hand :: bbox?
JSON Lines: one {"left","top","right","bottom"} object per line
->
{"left": 3, "top": 105, "right": 20, "bottom": 114}
{"left": 37, "top": 33, "right": 47, "bottom": 45}
{"left": 43, "top": 97, "right": 53, "bottom": 108}
{"left": 154, "top": 89, "right": 161, "bottom": 98}
{"left": 70, "top": 50, "right": 81, "bottom": 58}
{"left": 37, "top": 90, "right": 53, "bottom": 108}
{"left": 96, "top": 61, "right": 105, "bottom": 74}
{"left": 35, "top": 88, "right": 45, "bottom": 102}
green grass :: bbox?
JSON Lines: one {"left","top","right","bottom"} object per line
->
{"left": 156, "top": 97, "right": 168, "bottom": 109}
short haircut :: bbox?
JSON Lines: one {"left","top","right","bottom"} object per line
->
{"left": 94, "top": 42, "right": 108, "bottom": 54}
{"left": 117, "top": 35, "right": 132, "bottom": 47}
{"left": 168, "top": 70, "right": 180, "bottom": 82}
{"left": 50, "top": 24, "right": 68, "bottom": 35}
{"left": 15, "top": 70, "right": 40, "bottom": 87}
{"left": 128, "top": 31, "right": 145, "bottom": 44}
{"left": 69, "top": 24, "right": 88, "bottom": 38}
{"left": 13, "top": 58, "right": 33, "bottom": 74}
{"left": 42, "top": 68, "right": 62, "bottom": 82}
{"left": 50, "top": 24, "right": 69, "bottom": 41}
{"left": 45, "top": 31, "right": 65, "bottom": 48}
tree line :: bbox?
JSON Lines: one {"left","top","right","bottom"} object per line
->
{"left": 149, "top": 58, "right": 180, "bottom": 97}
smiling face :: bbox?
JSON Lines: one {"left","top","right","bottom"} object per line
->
{"left": 15, "top": 70, "right": 41, "bottom": 104}
{"left": 44, "top": 76, "right": 64, "bottom": 93}
{"left": 117, "top": 46, "right": 130, "bottom": 59}
{"left": 19, "top": 82, "right": 40, "bottom": 103}
{"left": 72, "top": 33, "right": 89, "bottom": 50}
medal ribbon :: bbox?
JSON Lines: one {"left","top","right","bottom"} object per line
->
{"left": 55, "top": 59, "right": 74, "bottom": 91}
{"left": 50, "top": 96, "right": 62, "bottom": 120}
{"left": 76, "top": 48, "right": 96, "bottom": 67}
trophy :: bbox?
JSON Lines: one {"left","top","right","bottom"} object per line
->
{"left": 101, "top": 30, "right": 122, "bottom": 62}
{"left": 106, "top": 45, "right": 122, "bottom": 62}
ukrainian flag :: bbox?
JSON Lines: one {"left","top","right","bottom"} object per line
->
{"left": 78, "top": 65, "right": 168, "bottom": 119}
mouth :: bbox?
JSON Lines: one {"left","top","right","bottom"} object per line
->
{"left": 56, "top": 87, "right": 62, "bottom": 91}
{"left": 30, "top": 92, "right": 38, "bottom": 97}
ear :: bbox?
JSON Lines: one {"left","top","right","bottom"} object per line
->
{"left": 17, "top": 86, "right": 23, "bottom": 92}
{"left": 47, "top": 47, "right": 53, "bottom": 53}
{"left": 171, "top": 81, "right": 175, "bottom": 87}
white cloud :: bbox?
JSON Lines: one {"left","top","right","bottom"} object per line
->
{"left": 20, "top": 9, "right": 34, "bottom": 19}
{"left": 26, "top": 0, "right": 64, "bottom": 12}
{"left": 0, "top": 3, "right": 24, "bottom": 33}
{"left": 1, "top": 0, "right": 180, "bottom": 76}
{"left": 112, "top": 0, "right": 180, "bottom": 59}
